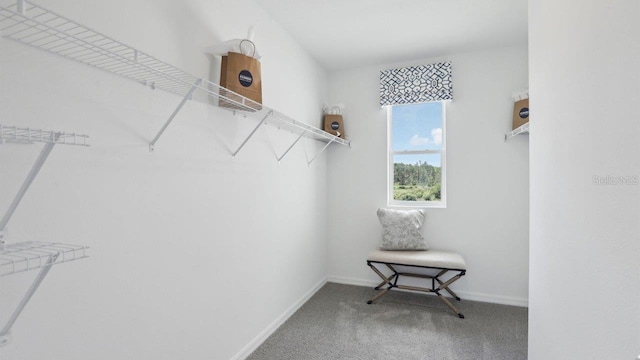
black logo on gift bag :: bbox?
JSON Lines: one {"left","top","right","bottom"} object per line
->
{"left": 519, "top": 107, "right": 529, "bottom": 119}
{"left": 239, "top": 70, "right": 253, "bottom": 87}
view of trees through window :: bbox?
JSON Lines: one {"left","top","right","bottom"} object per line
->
{"left": 393, "top": 161, "right": 441, "bottom": 201}
{"left": 390, "top": 101, "right": 444, "bottom": 203}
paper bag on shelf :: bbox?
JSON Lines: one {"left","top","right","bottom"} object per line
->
{"left": 219, "top": 46, "right": 262, "bottom": 111}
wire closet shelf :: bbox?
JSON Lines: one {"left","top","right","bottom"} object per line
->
{"left": 0, "top": 124, "right": 91, "bottom": 277}
{"left": 0, "top": 125, "right": 90, "bottom": 146}
{"left": 0, "top": 124, "right": 90, "bottom": 345}
{"left": 0, "top": 242, "right": 88, "bottom": 277}
{"left": 504, "top": 122, "right": 529, "bottom": 141}
{"left": 0, "top": 0, "right": 350, "bottom": 148}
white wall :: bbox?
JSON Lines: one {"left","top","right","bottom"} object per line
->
{"left": 0, "top": 1, "right": 331, "bottom": 359}
{"left": 326, "top": 46, "right": 530, "bottom": 306}
{"left": 529, "top": 0, "right": 640, "bottom": 359}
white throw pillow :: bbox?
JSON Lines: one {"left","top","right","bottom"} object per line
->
{"left": 377, "top": 208, "right": 427, "bottom": 250}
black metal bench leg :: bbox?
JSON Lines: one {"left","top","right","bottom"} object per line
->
{"left": 436, "top": 279, "right": 461, "bottom": 301}
{"left": 437, "top": 293, "right": 465, "bottom": 318}
{"left": 436, "top": 272, "right": 464, "bottom": 300}
{"left": 367, "top": 262, "right": 397, "bottom": 304}
{"left": 367, "top": 285, "right": 393, "bottom": 304}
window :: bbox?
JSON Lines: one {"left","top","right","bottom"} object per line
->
{"left": 387, "top": 101, "right": 446, "bottom": 207}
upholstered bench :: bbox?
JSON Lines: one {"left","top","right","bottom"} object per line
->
{"left": 366, "top": 249, "right": 467, "bottom": 318}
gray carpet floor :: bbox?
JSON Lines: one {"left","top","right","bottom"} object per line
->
{"left": 247, "top": 282, "right": 527, "bottom": 360}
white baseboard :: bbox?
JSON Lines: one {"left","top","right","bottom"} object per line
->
{"left": 327, "top": 275, "right": 377, "bottom": 288}
{"left": 459, "top": 290, "right": 529, "bottom": 307}
{"left": 230, "top": 277, "right": 328, "bottom": 360}
{"left": 326, "top": 275, "right": 528, "bottom": 308}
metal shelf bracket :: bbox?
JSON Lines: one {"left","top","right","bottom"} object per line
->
{"left": 0, "top": 140, "right": 57, "bottom": 238}
{"left": 0, "top": 252, "right": 59, "bottom": 347}
{"left": 149, "top": 78, "right": 203, "bottom": 152}
{"left": 0, "top": 125, "right": 89, "bottom": 238}
{"left": 231, "top": 110, "right": 273, "bottom": 158}
{"left": 0, "top": 125, "right": 90, "bottom": 241}
{"left": 307, "top": 137, "right": 336, "bottom": 166}
{"left": 277, "top": 130, "right": 306, "bottom": 163}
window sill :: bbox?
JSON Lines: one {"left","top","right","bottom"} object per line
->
{"left": 387, "top": 201, "right": 447, "bottom": 209}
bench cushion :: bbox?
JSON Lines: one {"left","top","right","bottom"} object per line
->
{"left": 367, "top": 249, "right": 466, "bottom": 271}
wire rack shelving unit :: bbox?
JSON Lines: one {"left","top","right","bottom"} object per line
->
{"left": 0, "top": 0, "right": 350, "bottom": 163}
{"left": 0, "top": 124, "right": 90, "bottom": 346}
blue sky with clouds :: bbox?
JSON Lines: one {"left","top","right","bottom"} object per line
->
{"left": 391, "top": 102, "right": 443, "bottom": 166}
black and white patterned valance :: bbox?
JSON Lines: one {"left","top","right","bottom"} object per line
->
{"left": 380, "top": 62, "right": 452, "bottom": 106}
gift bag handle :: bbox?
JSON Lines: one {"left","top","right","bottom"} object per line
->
{"left": 239, "top": 39, "right": 256, "bottom": 58}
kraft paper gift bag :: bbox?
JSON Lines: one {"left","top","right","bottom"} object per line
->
{"left": 220, "top": 41, "right": 262, "bottom": 111}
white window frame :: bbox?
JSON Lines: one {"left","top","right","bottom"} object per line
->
{"left": 387, "top": 101, "right": 447, "bottom": 208}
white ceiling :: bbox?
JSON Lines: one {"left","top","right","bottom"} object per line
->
{"left": 253, "top": 0, "right": 528, "bottom": 71}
